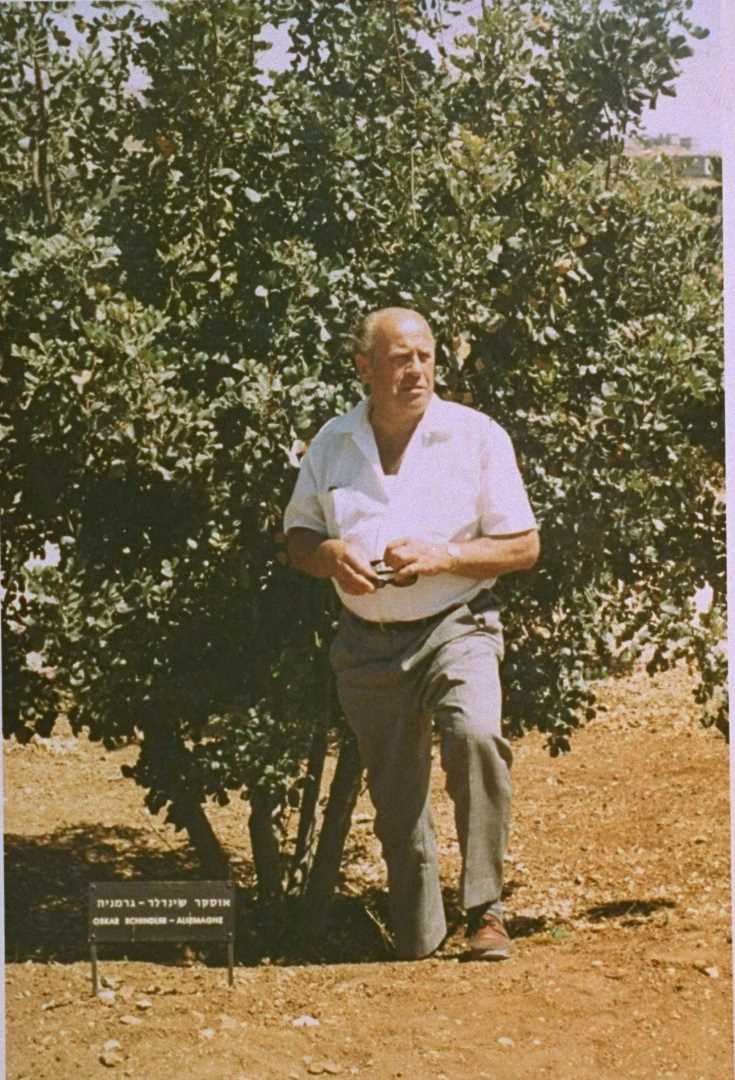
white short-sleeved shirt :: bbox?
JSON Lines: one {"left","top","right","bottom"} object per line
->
{"left": 284, "top": 394, "right": 536, "bottom": 622}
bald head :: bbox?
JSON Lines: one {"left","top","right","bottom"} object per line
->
{"left": 353, "top": 307, "right": 434, "bottom": 360}
{"left": 354, "top": 307, "right": 436, "bottom": 425}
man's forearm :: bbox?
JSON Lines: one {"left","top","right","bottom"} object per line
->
{"left": 288, "top": 527, "right": 540, "bottom": 585}
{"left": 447, "top": 532, "right": 540, "bottom": 578}
{"left": 381, "top": 530, "right": 540, "bottom": 582}
{"left": 287, "top": 528, "right": 339, "bottom": 578}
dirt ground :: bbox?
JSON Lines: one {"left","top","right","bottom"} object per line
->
{"left": 4, "top": 662, "right": 733, "bottom": 1080}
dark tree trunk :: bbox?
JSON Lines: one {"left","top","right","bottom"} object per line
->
{"left": 287, "top": 671, "right": 333, "bottom": 895}
{"left": 174, "top": 793, "right": 231, "bottom": 878}
{"left": 288, "top": 719, "right": 329, "bottom": 894}
{"left": 301, "top": 732, "right": 363, "bottom": 934}
{"left": 248, "top": 787, "right": 284, "bottom": 903}
{"left": 137, "top": 721, "right": 231, "bottom": 880}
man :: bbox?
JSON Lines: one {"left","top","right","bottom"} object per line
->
{"left": 284, "top": 307, "right": 539, "bottom": 961}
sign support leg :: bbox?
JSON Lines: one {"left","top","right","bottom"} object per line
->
{"left": 90, "top": 942, "right": 99, "bottom": 997}
{"left": 227, "top": 941, "right": 234, "bottom": 987}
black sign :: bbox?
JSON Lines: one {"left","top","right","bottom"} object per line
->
{"left": 89, "top": 881, "right": 235, "bottom": 944}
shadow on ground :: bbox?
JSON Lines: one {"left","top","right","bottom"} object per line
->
{"left": 4, "top": 826, "right": 395, "bottom": 968}
{"left": 583, "top": 898, "right": 677, "bottom": 924}
{"left": 5, "top": 826, "right": 204, "bottom": 966}
{"left": 5, "top": 827, "right": 680, "bottom": 970}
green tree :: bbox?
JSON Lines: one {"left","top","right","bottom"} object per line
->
{"left": 1, "top": 0, "right": 724, "bottom": 933}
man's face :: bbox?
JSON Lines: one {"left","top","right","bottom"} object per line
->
{"left": 356, "top": 312, "right": 435, "bottom": 419}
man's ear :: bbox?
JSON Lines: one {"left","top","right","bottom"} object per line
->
{"left": 355, "top": 353, "right": 372, "bottom": 384}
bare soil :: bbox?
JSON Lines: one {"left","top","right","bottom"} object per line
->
{"left": 4, "top": 662, "right": 733, "bottom": 1080}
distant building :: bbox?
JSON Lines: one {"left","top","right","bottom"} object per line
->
{"left": 625, "top": 135, "right": 721, "bottom": 189}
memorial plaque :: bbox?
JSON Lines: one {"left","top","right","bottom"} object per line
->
{"left": 89, "top": 880, "right": 234, "bottom": 943}
{"left": 88, "top": 880, "right": 235, "bottom": 991}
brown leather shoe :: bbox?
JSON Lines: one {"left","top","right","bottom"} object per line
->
{"left": 467, "top": 912, "right": 512, "bottom": 961}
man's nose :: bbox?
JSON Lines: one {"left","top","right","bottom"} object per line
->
{"left": 405, "top": 353, "right": 422, "bottom": 373}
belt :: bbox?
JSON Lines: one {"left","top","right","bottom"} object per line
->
{"left": 346, "top": 589, "right": 498, "bottom": 633}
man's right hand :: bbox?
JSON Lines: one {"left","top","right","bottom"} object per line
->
{"left": 286, "top": 529, "right": 378, "bottom": 594}
{"left": 319, "top": 539, "right": 378, "bottom": 595}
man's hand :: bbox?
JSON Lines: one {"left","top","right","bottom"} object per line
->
{"left": 384, "top": 530, "right": 540, "bottom": 581}
{"left": 383, "top": 538, "right": 451, "bottom": 582}
{"left": 287, "top": 529, "right": 378, "bottom": 594}
{"left": 320, "top": 539, "right": 380, "bottom": 595}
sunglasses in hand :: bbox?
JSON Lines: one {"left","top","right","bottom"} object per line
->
{"left": 370, "top": 560, "right": 419, "bottom": 589}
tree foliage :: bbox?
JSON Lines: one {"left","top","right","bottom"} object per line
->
{"left": 1, "top": 0, "right": 725, "bottom": 906}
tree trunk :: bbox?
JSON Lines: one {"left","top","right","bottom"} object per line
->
{"left": 174, "top": 793, "right": 231, "bottom": 878}
{"left": 248, "top": 787, "right": 284, "bottom": 903}
{"left": 301, "top": 732, "right": 363, "bottom": 934}
{"left": 288, "top": 719, "right": 329, "bottom": 894}
{"left": 139, "top": 722, "right": 231, "bottom": 879}
{"left": 287, "top": 671, "right": 333, "bottom": 895}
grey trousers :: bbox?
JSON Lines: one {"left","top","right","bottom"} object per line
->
{"left": 329, "top": 595, "right": 512, "bottom": 960}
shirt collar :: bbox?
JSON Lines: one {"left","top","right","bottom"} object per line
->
{"left": 331, "top": 393, "right": 453, "bottom": 439}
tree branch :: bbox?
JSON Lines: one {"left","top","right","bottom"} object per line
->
{"left": 32, "top": 57, "right": 55, "bottom": 226}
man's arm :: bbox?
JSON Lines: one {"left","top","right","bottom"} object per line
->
{"left": 287, "top": 527, "right": 379, "bottom": 595}
{"left": 383, "top": 530, "right": 540, "bottom": 582}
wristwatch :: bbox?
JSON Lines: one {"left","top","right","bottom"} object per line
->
{"left": 447, "top": 542, "right": 461, "bottom": 570}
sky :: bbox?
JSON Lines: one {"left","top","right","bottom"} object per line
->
{"left": 638, "top": 0, "right": 722, "bottom": 152}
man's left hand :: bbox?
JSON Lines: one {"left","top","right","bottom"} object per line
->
{"left": 383, "top": 537, "right": 451, "bottom": 581}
